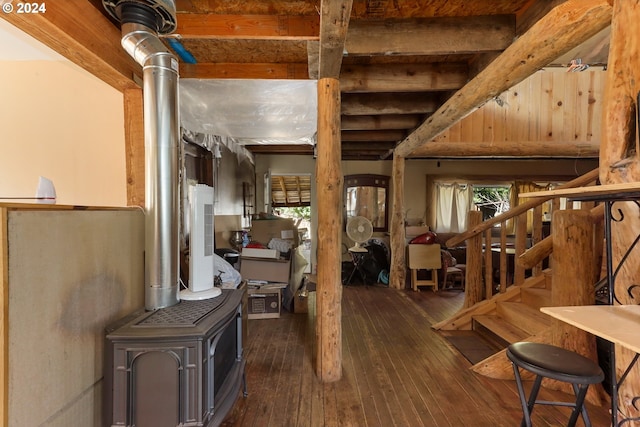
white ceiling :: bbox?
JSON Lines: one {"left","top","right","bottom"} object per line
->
{"left": 0, "top": 17, "right": 64, "bottom": 61}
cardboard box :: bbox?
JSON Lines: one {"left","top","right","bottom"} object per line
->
{"left": 250, "top": 218, "right": 299, "bottom": 247}
{"left": 241, "top": 247, "right": 278, "bottom": 259}
{"left": 248, "top": 288, "right": 281, "bottom": 319}
{"left": 240, "top": 257, "right": 291, "bottom": 283}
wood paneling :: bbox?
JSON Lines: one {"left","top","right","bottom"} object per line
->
{"left": 413, "top": 70, "right": 606, "bottom": 156}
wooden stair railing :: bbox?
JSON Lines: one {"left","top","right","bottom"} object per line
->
{"left": 445, "top": 168, "right": 600, "bottom": 310}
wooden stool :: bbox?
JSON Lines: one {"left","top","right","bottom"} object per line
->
{"left": 507, "top": 342, "right": 604, "bottom": 427}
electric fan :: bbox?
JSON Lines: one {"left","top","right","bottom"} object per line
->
{"left": 346, "top": 216, "right": 373, "bottom": 253}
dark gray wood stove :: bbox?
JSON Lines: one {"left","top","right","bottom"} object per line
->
{"left": 104, "top": 289, "right": 245, "bottom": 427}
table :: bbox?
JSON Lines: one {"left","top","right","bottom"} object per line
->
{"left": 542, "top": 305, "right": 640, "bottom": 426}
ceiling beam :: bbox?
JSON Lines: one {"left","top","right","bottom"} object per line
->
{"left": 318, "top": 0, "right": 353, "bottom": 79}
{"left": 341, "top": 93, "right": 440, "bottom": 115}
{"left": 341, "top": 130, "right": 405, "bottom": 142}
{"left": 0, "top": 2, "right": 139, "bottom": 92}
{"left": 174, "top": 14, "right": 319, "bottom": 39}
{"left": 341, "top": 115, "right": 423, "bottom": 130}
{"left": 411, "top": 140, "right": 600, "bottom": 158}
{"left": 345, "top": 15, "right": 515, "bottom": 56}
{"left": 180, "top": 62, "right": 308, "bottom": 79}
{"left": 340, "top": 63, "right": 468, "bottom": 92}
{"left": 394, "top": 0, "right": 613, "bottom": 158}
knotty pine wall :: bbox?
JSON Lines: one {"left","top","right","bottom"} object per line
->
{"left": 434, "top": 68, "right": 605, "bottom": 146}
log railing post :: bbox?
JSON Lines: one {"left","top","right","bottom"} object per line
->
{"left": 464, "top": 210, "right": 483, "bottom": 308}
{"left": 315, "top": 78, "right": 342, "bottom": 382}
{"left": 549, "top": 209, "right": 603, "bottom": 405}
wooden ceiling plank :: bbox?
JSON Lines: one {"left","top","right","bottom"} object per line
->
{"left": 318, "top": 0, "right": 354, "bottom": 78}
{"left": 340, "top": 63, "right": 468, "bottom": 92}
{"left": 345, "top": 15, "right": 515, "bottom": 56}
{"left": 1, "top": 3, "right": 138, "bottom": 92}
{"left": 180, "top": 63, "right": 308, "bottom": 79}
{"left": 175, "top": 14, "right": 320, "bottom": 39}
{"left": 394, "top": 0, "right": 612, "bottom": 158}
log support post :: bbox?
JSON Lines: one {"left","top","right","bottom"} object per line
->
{"left": 600, "top": 0, "right": 640, "bottom": 416}
{"left": 315, "top": 78, "right": 343, "bottom": 382}
{"left": 389, "top": 155, "right": 406, "bottom": 289}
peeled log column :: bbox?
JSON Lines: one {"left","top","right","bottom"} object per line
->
{"left": 389, "top": 154, "right": 406, "bottom": 289}
{"left": 599, "top": 0, "right": 640, "bottom": 416}
{"left": 551, "top": 210, "right": 604, "bottom": 405}
{"left": 315, "top": 78, "right": 343, "bottom": 382}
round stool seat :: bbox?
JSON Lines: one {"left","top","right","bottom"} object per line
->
{"left": 507, "top": 342, "right": 604, "bottom": 384}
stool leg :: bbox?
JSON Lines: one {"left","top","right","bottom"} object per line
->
{"left": 511, "top": 363, "right": 539, "bottom": 427}
{"left": 568, "top": 383, "right": 591, "bottom": 427}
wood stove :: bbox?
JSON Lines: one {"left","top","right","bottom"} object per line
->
{"left": 104, "top": 289, "right": 245, "bottom": 427}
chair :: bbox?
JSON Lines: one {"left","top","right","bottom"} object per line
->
{"left": 507, "top": 342, "right": 604, "bottom": 427}
{"left": 443, "top": 266, "right": 465, "bottom": 289}
{"left": 407, "top": 243, "right": 441, "bottom": 292}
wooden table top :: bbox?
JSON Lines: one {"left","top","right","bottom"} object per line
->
{"left": 541, "top": 305, "right": 640, "bottom": 354}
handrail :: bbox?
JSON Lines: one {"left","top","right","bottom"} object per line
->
{"left": 445, "top": 168, "right": 600, "bottom": 248}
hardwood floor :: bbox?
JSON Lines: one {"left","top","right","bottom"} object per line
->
{"left": 222, "top": 285, "right": 611, "bottom": 427}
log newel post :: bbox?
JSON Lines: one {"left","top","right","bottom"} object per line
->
{"left": 390, "top": 155, "right": 406, "bottom": 289}
{"left": 550, "top": 209, "right": 604, "bottom": 405}
{"left": 315, "top": 78, "right": 343, "bottom": 382}
{"left": 464, "top": 210, "right": 483, "bottom": 308}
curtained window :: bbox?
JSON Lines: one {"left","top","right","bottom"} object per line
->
{"left": 435, "top": 182, "right": 472, "bottom": 233}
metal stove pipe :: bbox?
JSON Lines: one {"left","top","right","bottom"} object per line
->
{"left": 103, "top": 0, "right": 180, "bottom": 310}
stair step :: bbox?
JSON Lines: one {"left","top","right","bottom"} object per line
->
{"left": 520, "top": 287, "right": 552, "bottom": 309}
{"left": 473, "top": 314, "right": 530, "bottom": 344}
{"left": 496, "top": 301, "right": 552, "bottom": 335}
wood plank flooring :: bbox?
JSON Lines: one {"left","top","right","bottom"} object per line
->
{"left": 222, "top": 285, "right": 611, "bottom": 427}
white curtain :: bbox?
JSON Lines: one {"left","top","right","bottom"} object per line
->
{"left": 435, "top": 183, "right": 471, "bottom": 233}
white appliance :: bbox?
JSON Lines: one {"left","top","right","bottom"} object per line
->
{"left": 180, "top": 184, "right": 221, "bottom": 300}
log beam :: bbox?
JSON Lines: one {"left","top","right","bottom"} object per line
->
{"left": 411, "top": 141, "right": 600, "bottom": 158}
{"left": 389, "top": 155, "right": 406, "bottom": 289}
{"left": 341, "top": 115, "right": 423, "bottom": 131}
{"left": 315, "top": 78, "right": 343, "bottom": 382}
{"left": 345, "top": 15, "right": 514, "bottom": 56}
{"left": 123, "top": 88, "right": 145, "bottom": 207}
{"left": 318, "top": 0, "right": 353, "bottom": 79}
{"left": 341, "top": 63, "right": 468, "bottom": 93}
{"left": 393, "top": 0, "right": 612, "bottom": 158}
{"left": 0, "top": 3, "right": 139, "bottom": 92}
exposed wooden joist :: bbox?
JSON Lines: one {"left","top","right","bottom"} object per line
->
{"left": 247, "top": 145, "right": 314, "bottom": 154}
{"left": 179, "top": 62, "right": 308, "bottom": 79}
{"left": 345, "top": 15, "right": 515, "bottom": 56}
{"left": 340, "top": 63, "right": 468, "bottom": 93}
{"left": 341, "top": 115, "right": 423, "bottom": 130}
{"left": 411, "top": 141, "right": 600, "bottom": 158}
{"left": 394, "top": 0, "right": 613, "bottom": 158}
{"left": 342, "top": 141, "right": 396, "bottom": 151}
{"left": 0, "top": 2, "right": 139, "bottom": 92}
{"left": 341, "top": 130, "right": 406, "bottom": 142}
{"left": 318, "top": 0, "right": 353, "bottom": 78}
{"left": 341, "top": 93, "right": 440, "bottom": 115}
{"left": 174, "top": 14, "right": 319, "bottom": 39}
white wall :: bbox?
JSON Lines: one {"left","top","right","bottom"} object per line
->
{"left": 0, "top": 22, "right": 126, "bottom": 207}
